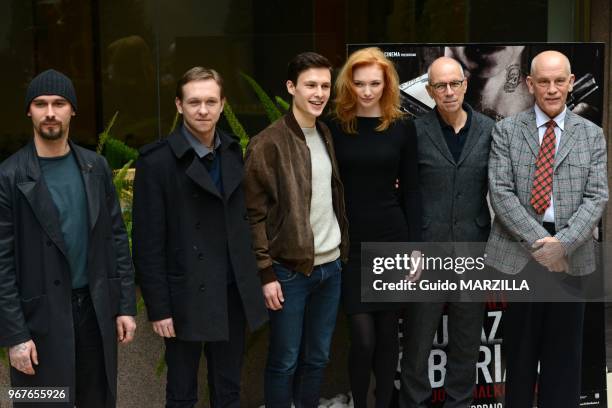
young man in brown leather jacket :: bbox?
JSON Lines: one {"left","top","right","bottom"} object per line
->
{"left": 244, "top": 52, "right": 349, "bottom": 408}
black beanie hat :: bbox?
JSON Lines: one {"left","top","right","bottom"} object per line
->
{"left": 25, "top": 69, "right": 78, "bottom": 113}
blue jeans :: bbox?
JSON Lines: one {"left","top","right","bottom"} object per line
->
{"left": 264, "top": 259, "right": 342, "bottom": 408}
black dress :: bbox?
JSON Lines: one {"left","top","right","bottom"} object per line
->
{"left": 328, "top": 116, "right": 421, "bottom": 314}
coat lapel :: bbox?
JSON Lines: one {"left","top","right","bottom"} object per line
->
{"left": 16, "top": 143, "right": 69, "bottom": 258}
{"left": 456, "top": 110, "right": 484, "bottom": 166}
{"left": 554, "top": 111, "right": 579, "bottom": 170}
{"left": 520, "top": 110, "right": 541, "bottom": 159}
{"left": 70, "top": 142, "right": 100, "bottom": 231}
{"left": 422, "top": 111, "right": 455, "bottom": 164}
{"left": 186, "top": 157, "right": 222, "bottom": 199}
{"left": 168, "top": 129, "right": 223, "bottom": 199}
{"left": 219, "top": 131, "right": 243, "bottom": 200}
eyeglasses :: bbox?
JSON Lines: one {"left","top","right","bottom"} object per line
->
{"left": 429, "top": 79, "right": 465, "bottom": 93}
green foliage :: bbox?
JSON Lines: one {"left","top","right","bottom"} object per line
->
{"left": 155, "top": 350, "right": 167, "bottom": 377}
{"left": 223, "top": 102, "right": 250, "bottom": 152}
{"left": 170, "top": 111, "right": 180, "bottom": 133}
{"left": 275, "top": 96, "right": 290, "bottom": 112}
{"left": 123, "top": 218, "right": 133, "bottom": 249}
{"left": 113, "top": 160, "right": 134, "bottom": 200}
{"left": 96, "top": 111, "right": 139, "bottom": 170}
{"left": 240, "top": 72, "right": 283, "bottom": 122}
{"left": 222, "top": 75, "right": 290, "bottom": 153}
{"left": 105, "top": 139, "right": 139, "bottom": 170}
{"left": 136, "top": 296, "right": 146, "bottom": 314}
{"left": 112, "top": 161, "right": 134, "bottom": 251}
{"left": 96, "top": 111, "right": 119, "bottom": 155}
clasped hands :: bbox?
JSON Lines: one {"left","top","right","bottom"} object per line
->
{"left": 404, "top": 250, "right": 423, "bottom": 282}
{"left": 532, "top": 236, "right": 568, "bottom": 272}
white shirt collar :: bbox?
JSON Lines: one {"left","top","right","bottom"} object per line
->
{"left": 534, "top": 104, "right": 566, "bottom": 131}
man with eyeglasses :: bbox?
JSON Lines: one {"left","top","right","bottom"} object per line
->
{"left": 399, "top": 56, "right": 494, "bottom": 408}
{"left": 486, "top": 50, "right": 607, "bottom": 407}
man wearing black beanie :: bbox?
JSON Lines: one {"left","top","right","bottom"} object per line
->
{"left": 0, "top": 69, "right": 137, "bottom": 407}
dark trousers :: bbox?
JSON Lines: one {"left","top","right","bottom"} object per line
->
{"left": 503, "top": 222, "right": 587, "bottom": 407}
{"left": 399, "top": 302, "right": 484, "bottom": 408}
{"left": 72, "top": 288, "right": 110, "bottom": 408}
{"left": 164, "top": 284, "right": 246, "bottom": 408}
{"left": 504, "top": 285, "right": 585, "bottom": 407}
{"left": 12, "top": 289, "right": 110, "bottom": 408}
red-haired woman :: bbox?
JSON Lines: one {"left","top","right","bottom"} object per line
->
{"left": 327, "top": 47, "right": 421, "bottom": 408}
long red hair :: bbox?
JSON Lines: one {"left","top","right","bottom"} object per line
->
{"left": 333, "top": 47, "right": 403, "bottom": 134}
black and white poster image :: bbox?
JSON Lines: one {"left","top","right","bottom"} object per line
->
{"left": 366, "top": 43, "right": 603, "bottom": 124}
{"left": 347, "top": 42, "right": 606, "bottom": 408}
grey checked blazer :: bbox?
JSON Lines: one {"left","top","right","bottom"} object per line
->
{"left": 486, "top": 108, "right": 608, "bottom": 276}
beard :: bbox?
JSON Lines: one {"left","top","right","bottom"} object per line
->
{"left": 37, "top": 121, "right": 65, "bottom": 140}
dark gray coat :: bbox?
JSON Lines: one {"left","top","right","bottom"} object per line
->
{"left": 0, "top": 141, "right": 136, "bottom": 407}
{"left": 416, "top": 105, "right": 495, "bottom": 243}
{"left": 132, "top": 128, "right": 267, "bottom": 341}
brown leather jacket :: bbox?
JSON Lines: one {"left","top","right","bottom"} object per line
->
{"left": 244, "top": 111, "right": 349, "bottom": 284}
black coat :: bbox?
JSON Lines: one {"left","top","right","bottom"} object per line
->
{"left": 132, "top": 128, "right": 267, "bottom": 341}
{"left": 0, "top": 141, "right": 136, "bottom": 407}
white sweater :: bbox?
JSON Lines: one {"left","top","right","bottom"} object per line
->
{"left": 302, "top": 126, "right": 341, "bottom": 266}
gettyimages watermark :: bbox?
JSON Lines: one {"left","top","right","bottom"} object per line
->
{"left": 361, "top": 242, "right": 611, "bottom": 302}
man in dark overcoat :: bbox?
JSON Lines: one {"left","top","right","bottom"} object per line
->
{"left": 132, "top": 67, "right": 267, "bottom": 408}
{"left": 0, "top": 69, "right": 137, "bottom": 408}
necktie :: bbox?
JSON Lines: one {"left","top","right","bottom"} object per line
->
{"left": 530, "top": 120, "right": 557, "bottom": 214}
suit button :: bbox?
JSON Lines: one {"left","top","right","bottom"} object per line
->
{"left": 195, "top": 222, "right": 201, "bottom": 229}
{"left": 193, "top": 245, "right": 198, "bottom": 251}
{"left": 198, "top": 253, "right": 204, "bottom": 260}
{"left": 53, "top": 280, "right": 61, "bottom": 286}
{"left": 46, "top": 240, "right": 52, "bottom": 247}
{"left": 199, "top": 284, "right": 205, "bottom": 291}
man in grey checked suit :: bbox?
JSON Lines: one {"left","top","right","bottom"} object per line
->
{"left": 399, "top": 56, "right": 494, "bottom": 408}
{"left": 486, "top": 50, "right": 608, "bottom": 407}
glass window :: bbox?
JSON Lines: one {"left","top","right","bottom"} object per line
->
{"left": 0, "top": 0, "right": 97, "bottom": 159}
{"left": 0, "top": 0, "right": 582, "bottom": 161}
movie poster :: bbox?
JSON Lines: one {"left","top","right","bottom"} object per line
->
{"left": 347, "top": 43, "right": 607, "bottom": 408}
